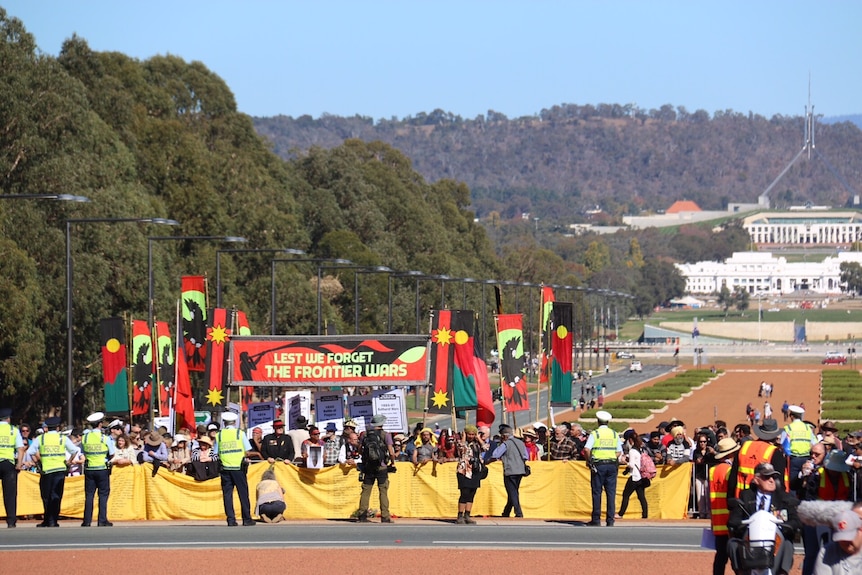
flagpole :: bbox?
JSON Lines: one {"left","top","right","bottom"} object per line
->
{"left": 125, "top": 313, "right": 133, "bottom": 430}
{"left": 536, "top": 284, "right": 543, "bottom": 423}
{"left": 422, "top": 312, "right": 432, "bottom": 428}
{"left": 170, "top": 299, "right": 181, "bottom": 434}
{"left": 150, "top": 321, "right": 159, "bottom": 426}
{"left": 227, "top": 307, "right": 237, "bottom": 426}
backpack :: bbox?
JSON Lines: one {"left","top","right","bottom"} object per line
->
{"left": 363, "top": 430, "right": 387, "bottom": 464}
{"left": 640, "top": 449, "right": 657, "bottom": 480}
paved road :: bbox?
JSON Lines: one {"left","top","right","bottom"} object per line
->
{"left": 0, "top": 520, "right": 709, "bottom": 551}
{"left": 429, "top": 363, "right": 675, "bottom": 429}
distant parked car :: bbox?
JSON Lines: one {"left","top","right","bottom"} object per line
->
{"left": 616, "top": 351, "right": 635, "bottom": 359}
{"left": 822, "top": 355, "right": 847, "bottom": 365}
{"left": 629, "top": 360, "right": 643, "bottom": 373}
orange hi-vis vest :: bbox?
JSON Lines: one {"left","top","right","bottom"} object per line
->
{"left": 709, "top": 461, "right": 733, "bottom": 535}
{"left": 736, "top": 440, "right": 778, "bottom": 497}
{"left": 817, "top": 468, "right": 851, "bottom": 501}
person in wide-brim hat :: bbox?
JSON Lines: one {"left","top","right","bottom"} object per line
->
{"left": 713, "top": 437, "right": 740, "bottom": 460}
{"left": 753, "top": 418, "right": 782, "bottom": 441}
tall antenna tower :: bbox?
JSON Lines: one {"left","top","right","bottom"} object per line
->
{"left": 758, "top": 75, "right": 855, "bottom": 208}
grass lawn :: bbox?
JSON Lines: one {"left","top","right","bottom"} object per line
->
{"left": 617, "top": 306, "right": 862, "bottom": 341}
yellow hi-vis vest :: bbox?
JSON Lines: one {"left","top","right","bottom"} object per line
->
{"left": 217, "top": 429, "right": 244, "bottom": 470}
{"left": 39, "top": 432, "right": 66, "bottom": 474}
{"left": 83, "top": 430, "right": 108, "bottom": 470}
{"left": 784, "top": 419, "right": 812, "bottom": 457}
{"left": 0, "top": 422, "right": 16, "bottom": 462}
{"left": 590, "top": 427, "right": 619, "bottom": 462}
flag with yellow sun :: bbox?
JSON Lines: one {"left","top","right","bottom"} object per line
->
{"left": 550, "top": 302, "right": 574, "bottom": 406}
{"left": 100, "top": 317, "right": 129, "bottom": 414}
{"left": 203, "top": 307, "right": 231, "bottom": 410}
{"left": 427, "top": 309, "right": 456, "bottom": 413}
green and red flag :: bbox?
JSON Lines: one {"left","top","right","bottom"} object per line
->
{"left": 131, "top": 319, "right": 153, "bottom": 416}
{"left": 427, "top": 309, "right": 456, "bottom": 414}
{"left": 203, "top": 307, "right": 231, "bottom": 411}
{"left": 495, "top": 314, "right": 529, "bottom": 413}
{"left": 550, "top": 302, "right": 574, "bottom": 406}
{"left": 235, "top": 310, "right": 254, "bottom": 412}
{"left": 100, "top": 317, "right": 129, "bottom": 414}
{"left": 181, "top": 275, "right": 207, "bottom": 372}
{"left": 154, "top": 321, "right": 174, "bottom": 416}
{"left": 538, "top": 285, "right": 555, "bottom": 384}
{"left": 463, "top": 313, "right": 495, "bottom": 427}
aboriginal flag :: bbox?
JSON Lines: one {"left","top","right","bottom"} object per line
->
{"left": 181, "top": 276, "right": 207, "bottom": 371}
{"left": 455, "top": 313, "right": 495, "bottom": 428}
{"left": 550, "top": 302, "right": 574, "bottom": 406}
{"left": 100, "top": 317, "right": 129, "bottom": 414}
{"left": 427, "top": 309, "right": 455, "bottom": 413}
{"left": 154, "top": 321, "right": 174, "bottom": 416}
{"left": 203, "top": 307, "right": 231, "bottom": 411}
{"left": 131, "top": 319, "right": 153, "bottom": 416}
{"left": 495, "top": 314, "right": 529, "bottom": 413}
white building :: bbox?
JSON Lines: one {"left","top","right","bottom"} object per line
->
{"left": 743, "top": 211, "right": 862, "bottom": 247}
{"left": 675, "top": 251, "right": 862, "bottom": 295}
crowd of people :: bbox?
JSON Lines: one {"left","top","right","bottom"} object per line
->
{"left": 4, "top": 399, "right": 862, "bottom": 573}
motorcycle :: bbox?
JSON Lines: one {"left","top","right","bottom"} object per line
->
{"left": 736, "top": 509, "right": 785, "bottom": 575}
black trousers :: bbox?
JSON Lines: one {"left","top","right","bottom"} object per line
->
{"left": 591, "top": 462, "right": 618, "bottom": 523}
{"left": 502, "top": 474, "right": 523, "bottom": 517}
{"left": 220, "top": 469, "right": 252, "bottom": 524}
{"left": 0, "top": 460, "right": 17, "bottom": 526}
{"left": 713, "top": 534, "right": 729, "bottom": 575}
{"left": 83, "top": 468, "right": 111, "bottom": 524}
{"left": 40, "top": 471, "right": 66, "bottom": 525}
{"left": 618, "top": 476, "right": 648, "bottom": 518}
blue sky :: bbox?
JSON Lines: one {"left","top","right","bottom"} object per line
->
{"left": 5, "top": 1, "right": 860, "bottom": 120}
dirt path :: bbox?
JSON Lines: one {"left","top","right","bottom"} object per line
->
{"left": 572, "top": 363, "right": 823, "bottom": 436}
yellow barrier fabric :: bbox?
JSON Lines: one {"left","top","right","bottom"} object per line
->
{"left": 2, "top": 462, "right": 692, "bottom": 520}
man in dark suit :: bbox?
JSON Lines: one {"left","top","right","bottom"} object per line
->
{"left": 727, "top": 462, "right": 801, "bottom": 575}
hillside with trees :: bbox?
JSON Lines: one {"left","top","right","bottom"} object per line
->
{"left": 0, "top": 10, "right": 747, "bottom": 420}
{"left": 255, "top": 106, "right": 862, "bottom": 225}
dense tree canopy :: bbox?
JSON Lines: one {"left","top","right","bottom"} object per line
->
{"left": 0, "top": 11, "right": 714, "bottom": 422}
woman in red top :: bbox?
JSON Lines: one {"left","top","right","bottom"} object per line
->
{"left": 523, "top": 428, "right": 540, "bottom": 461}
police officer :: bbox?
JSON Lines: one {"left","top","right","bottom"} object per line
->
{"left": 780, "top": 404, "right": 816, "bottom": 496}
{"left": 214, "top": 411, "right": 254, "bottom": 526}
{"left": 0, "top": 407, "right": 26, "bottom": 528}
{"left": 81, "top": 412, "right": 116, "bottom": 527}
{"left": 27, "top": 416, "right": 79, "bottom": 527}
{"left": 584, "top": 410, "right": 622, "bottom": 526}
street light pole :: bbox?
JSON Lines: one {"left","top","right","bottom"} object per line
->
{"left": 352, "top": 267, "right": 391, "bottom": 333}
{"left": 148, "top": 235, "right": 247, "bottom": 334}
{"left": 67, "top": 217, "right": 178, "bottom": 427}
{"left": 387, "top": 271, "right": 423, "bottom": 333}
{"left": 269, "top": 258, "right": 353, "bottom": 335}
{"left": 216, "top": 247, "right": 305, "bottom": 308}
{"left": 147, "top": 235, "right": 245, "bottom": 424}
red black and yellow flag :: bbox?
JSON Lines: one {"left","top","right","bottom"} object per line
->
{"left": 154, "top": 321, "right": 174, "bottom": 416}
{"left": 451, "top": 312, "right": 495, "bottom": 427}
{"left": 131, "top": 319, "right": 153, "bottom": 416}
{"left": 495, "top": 314, "right": 529, "bottom": 413}
{"left": 203, "top": 307, "right": 231, "bottom": 411}
{"left": 550, "top": 302, "right": 574, "bottom": 406}
{"left": 427, "top": 309, "right": 455, "bottom": 414}
{"left": 100, "top": 317, "right": 129, "bottom": 414}
{"left": 181, "top": 275, "right": 208, "bottom": 372}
